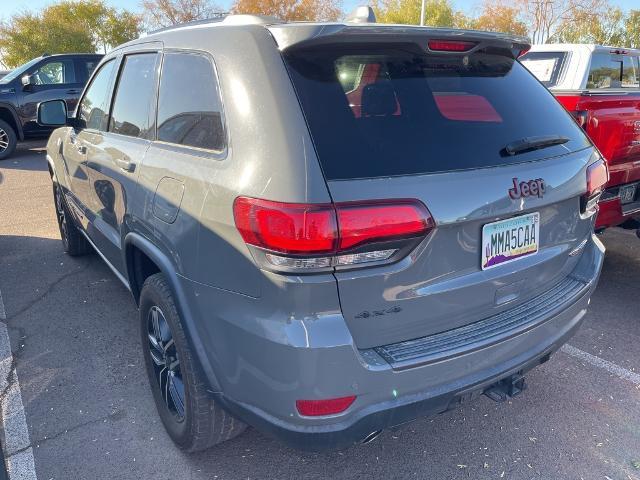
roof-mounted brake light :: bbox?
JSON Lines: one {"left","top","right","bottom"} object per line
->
{"left": 427, "top": 40, "right": 476, "bottom": 52}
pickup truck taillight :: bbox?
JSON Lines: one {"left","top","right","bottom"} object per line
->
{"left": 570, "top": 110, "right": 588, "bottom": 130}
{"left": 582, "top": 159, "right": 609, "bottom": 212}
{"left": 233, "top": 197, "right": 435, "bottom": 272}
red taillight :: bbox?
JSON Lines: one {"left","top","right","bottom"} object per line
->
{"left": 233, "top": 197, "right": 434, "bottom": 269}
{"left": 586, "top": 159, "right": 609, "bottom": 197}
{"left": 296, "top": 396, "right": 356, "bottom": 416}
{"left": 517, "top": 47, "right": 531, "bottom": 58}
{"left": 337, "top": 201, "right": 434, "bottom": 250}
{"left": 233, "top": 197, "right": 337, "bottom": 254}
{"left": 427, "top": 40, "right": 476, "bottom": 52}
{"left": 570, "top": 110, "right": 588, "bottom": 130}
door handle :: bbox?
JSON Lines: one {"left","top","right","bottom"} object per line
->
{"left": 66, "top": 89, "right": 79, "bottom": 94}
{"left": 76, "top": 144, "right": 87, "bottom": 154}
{"left": 115, "top": 157, "right": 135, "bottom": 172}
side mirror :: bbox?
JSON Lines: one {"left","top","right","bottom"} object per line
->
{"left": 21, "top": 74, "right": 35, "bottom": 89}
{"left": 37, "top": 99, "right": 68, "bottom": 127}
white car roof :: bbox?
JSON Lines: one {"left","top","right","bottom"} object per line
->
{"left": 529, "top": 43, "right": 640, "bottom": 56}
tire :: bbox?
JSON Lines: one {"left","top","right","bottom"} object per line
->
{"left": 52, "top": 182, "right": 92, "bottom": 256}
{"left": 140, "top": 273, "right": 246, "bottom": 452}
{"left": 0, "top": 119, "right": 17, "bottom": 160}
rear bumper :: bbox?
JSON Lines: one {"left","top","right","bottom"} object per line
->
{"left": 217, "top": 309, "right": 584, "bottom": 451}
{"left": 188, "top": 234, "right": 605, "bottom": 451}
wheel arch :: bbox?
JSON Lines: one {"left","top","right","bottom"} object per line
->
{"left": 0, "top": 103, "right": 24, "bottom": 140}
{"left": 124, "top": 232, "right": 222, "bottom": 392}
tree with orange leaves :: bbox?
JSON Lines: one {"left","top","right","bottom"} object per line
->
{"left": 471, "top": 1, "right": 528, "bottom": 36}
{"left": 232, "top": 0, "right": 342, "bottom": 22}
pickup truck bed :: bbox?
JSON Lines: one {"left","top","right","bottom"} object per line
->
{"left": 521, "top": 44, "right": 640, "bottom": 231}
{"left": 554, "top": 90, "right": 640, "bottom": 229}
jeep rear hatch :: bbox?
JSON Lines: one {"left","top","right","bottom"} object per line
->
{"left": 280, "top": 35, "right": 597, "bottom": 349}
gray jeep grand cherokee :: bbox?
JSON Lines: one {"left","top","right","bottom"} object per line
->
{"left": 40, "top": 12, "right": 606, "bottom": 452}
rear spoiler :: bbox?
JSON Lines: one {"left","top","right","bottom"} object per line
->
{"left": 268, "top": 24, "right": 530, "bottom": 56}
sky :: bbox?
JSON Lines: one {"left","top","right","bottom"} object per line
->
{"left": 0, "top": 0, "right": 638, "bottom": 21}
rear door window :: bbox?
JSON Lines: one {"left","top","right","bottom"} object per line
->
{"left": 284, "top": 44, "right": 589, "bottom": 180}
{"left": 156, "top": 52, "right": 226, "bottom": 152}
{"left": 109, "top": 53, "right": 159, "bottom": 139}
{"left": 76, "top": 58, "right": 99, "bottom": 83}
{"left": 519, "top": 51, "right": 567, "bottom": 87}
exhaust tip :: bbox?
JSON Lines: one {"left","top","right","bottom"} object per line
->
{"left": 361, "top": 430, "right": 382, "bottom": 445}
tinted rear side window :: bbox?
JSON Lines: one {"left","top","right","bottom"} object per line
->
{"left": 520, "top": 51, "right": 567, "bottom": 87}
{"left": 109, "top": 53, "right": 158, "bottom": 139}
{"left": 157, "top": 52, "right": 225, "bottom": 151}
{"left": 284, "top": 44, "right": 589, "bottom": 180}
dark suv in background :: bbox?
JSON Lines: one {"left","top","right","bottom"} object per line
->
{"left": 0, "top": 53, "right": 102, "bottom": 159}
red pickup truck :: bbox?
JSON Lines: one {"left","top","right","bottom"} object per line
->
{"left": 521, "top": 44, "right": 640, "bottom": 234}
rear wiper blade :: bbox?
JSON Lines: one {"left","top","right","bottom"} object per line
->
{"left": 503, "top": 135, "right": 570, "bottom": 156}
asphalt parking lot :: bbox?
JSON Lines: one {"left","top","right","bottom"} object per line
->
{"left": 1, "top": 142, "right": 639, "bottom": 480}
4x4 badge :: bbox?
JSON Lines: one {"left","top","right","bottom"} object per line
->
{"left": 509, "top": 177, "right": 545, "bottom": 199}
{"left": 355, "top": 306, "right": 402, "bottom": 319}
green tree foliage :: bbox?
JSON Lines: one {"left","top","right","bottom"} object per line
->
{"left": 470, "top": 3, "right": 528, "bottom": 36}
{"left": 232, "top": 0, "right": 341, "bottom": 22}
{"left": 374, "top": 0, "right": 465, "bottom": 27}
{"left": 0, "top": 0, "right": 141, "bottom": 68}
{"left": 552, "top": 6, "right": 625, "bottom": 44}
{"left": 624, "top": 10, "right": 640, "bottom": 48}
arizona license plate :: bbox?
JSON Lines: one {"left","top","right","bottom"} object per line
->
{"left": 482, "top": 212, "right": 540, "bottom": 270}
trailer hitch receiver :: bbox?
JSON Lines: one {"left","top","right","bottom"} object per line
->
{"left": 484, "top": 372, "right": 527, "bottom": 402}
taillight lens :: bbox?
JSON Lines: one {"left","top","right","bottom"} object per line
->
{"left": 582, "top": 158, "right": 609, "bottom": 212}
{"left": 233, "top": 197, "right": 337, "bottom": 254}
{"left": 296, "top": 396, "right": 356, "bottom": 416}
{"left": 233, "top": 197, "right": 435, "bottom": 271}
{"left": 427, "top": 40, "right": 476, "bottom": 52}
{"left": 337, "top": 201, "right": 433, "bottom": 250}
{"left": 570, "top": 110, "right": 588, "bottom": 130}
{"left": 586, "top": 159, "right": 608, "bottom": 197}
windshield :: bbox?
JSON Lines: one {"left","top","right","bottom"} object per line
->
{"left": 0, "top": 57, "right": 42, "bottom": 84}
{"left": 284, "top": 44, "right": 589, "bottom": 180}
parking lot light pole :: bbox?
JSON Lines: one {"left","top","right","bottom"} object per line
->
{"left": 420, "top": 0, "right": 425, "bottom": 25}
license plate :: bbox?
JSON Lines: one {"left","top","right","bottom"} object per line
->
{"left": 619, "top": 184, "right": 637, "bottom": 204}
{"left": 482, "top": 213, "right": 540, "bottom": 270}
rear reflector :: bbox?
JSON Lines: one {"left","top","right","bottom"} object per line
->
{"left": 296, "top": 396, "right": 356, "bottom": 416}
{"left": 586, "top": 159, "right": 608, "bottom": 197}
{"left": 428, "top": 40, "right": 476, "bottom": 52}
{"left": 233, "top": 197, "right": 434, "bottom": 269}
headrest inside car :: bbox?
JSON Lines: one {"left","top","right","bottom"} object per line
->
{"left": 361, "top": 82, "right": 397, "bottom": 117}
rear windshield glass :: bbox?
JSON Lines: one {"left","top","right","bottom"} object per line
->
{"left": 520, "top": 51, "right": 567, "bottom": 87}
{"left": 284, "top": 44, "right": 589, "bottom": 180}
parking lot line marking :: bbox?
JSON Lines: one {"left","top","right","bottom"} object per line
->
{"left": 561, "top": 343, "right": 640, "bottom": 386}
{"left": 0, "top": 290, "right": 37, "bottom": 480}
